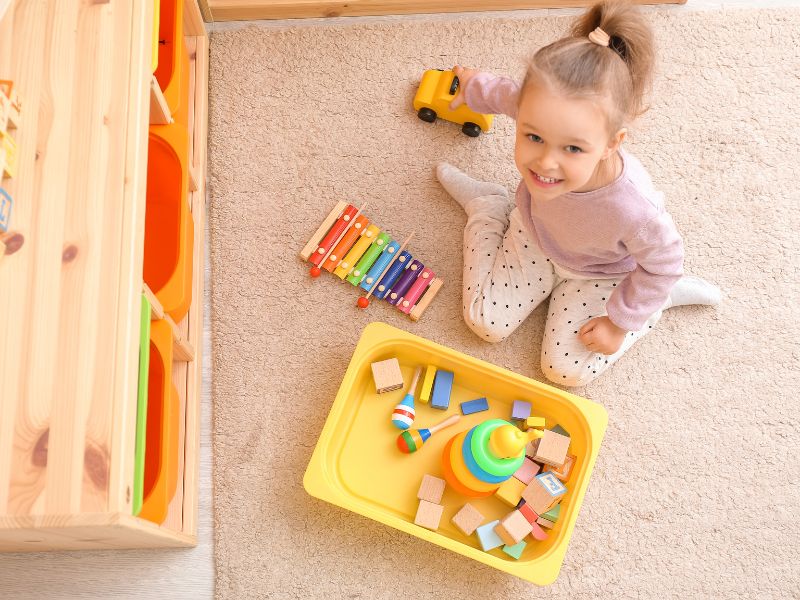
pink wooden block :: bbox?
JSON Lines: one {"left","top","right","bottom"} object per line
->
{"left": 529, "top": 520, "right": 549, "bottom": 541}
{"left": 512, "top": 458, "right": 541, "bottom": 485}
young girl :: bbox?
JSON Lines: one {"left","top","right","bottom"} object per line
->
{"left": 437, "top": 0, "right": 720, "bottom": 386}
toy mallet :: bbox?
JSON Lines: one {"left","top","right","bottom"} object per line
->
{"left": 357, "top": 232, "right": 414, "bottom": 309}
{"left": 397, "top": 414, "right": 461, "bottom": 454}
{"left": 391, "top": 365, "right": 422, "bottom": 430}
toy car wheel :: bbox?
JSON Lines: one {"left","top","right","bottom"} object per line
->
{"left": 418, "top": 107, "right": 437, "bottom": 123}
{"left": 462, "top": 122, "right": 482, "bottom": 137}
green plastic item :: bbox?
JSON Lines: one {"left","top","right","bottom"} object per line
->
{"left": 133, "top": 294, "right": 152, "bottom": 516}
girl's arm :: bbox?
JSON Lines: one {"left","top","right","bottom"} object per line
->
{"left": 449, "top": 66, "right": 520, "bottom": 119}
{"left": 606, "top": 211, "right": 685, "bottom": 332}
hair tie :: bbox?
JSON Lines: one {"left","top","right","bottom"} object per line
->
{"left": 588, "top": 27, "right": 610, "bottom": 47}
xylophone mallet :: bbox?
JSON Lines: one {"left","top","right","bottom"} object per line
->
{"left": 357, "top": 232, "right": 414, "bottom": 309}
{"left": 310, "top": 202, "right": 368, "bottom": 278}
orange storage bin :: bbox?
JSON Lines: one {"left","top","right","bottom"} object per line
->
{"left": 144, "top": 118, "right": 194, "bottom": 323}
{"left": 139, "top": 319, "right": 180, "bottom": 525}
{"left": 154, "top": 0, "right": 187, "bottom": 116}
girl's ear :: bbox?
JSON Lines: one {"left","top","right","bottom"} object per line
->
{"left": 603, "top": 128, "right": 627, "bottom": 160}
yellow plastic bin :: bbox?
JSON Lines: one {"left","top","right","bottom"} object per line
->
{"left": 304, "top": 322, "right": 608, "bottom": 585}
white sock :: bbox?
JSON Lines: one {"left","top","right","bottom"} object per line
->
{"left": 435, "top": 162, "right": 509, "bottom": 216}
{"left": 666, "top": 275, "right": 722, "bottom": 309}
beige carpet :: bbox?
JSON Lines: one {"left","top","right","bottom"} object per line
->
{"left": 208, "top": 7, "right": 800, "bottom": 598}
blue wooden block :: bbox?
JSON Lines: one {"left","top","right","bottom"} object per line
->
{"left": 511, "top": 400, "right": 531, "bottom": 421}
{"left": 460, "top": 397, "right": 488, "bottom": 415}
{"left": 475, "top": 520, "right": 504, "bottom": 552}
{"left": 502, "top": 540, "right": 527, "bottom": 560}
{"left": 430, "top": 370, "right": 454, "bottom": 410}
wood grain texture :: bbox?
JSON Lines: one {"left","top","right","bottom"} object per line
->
{"left": 207, "top": 0, "right": 686, "bottom": 21}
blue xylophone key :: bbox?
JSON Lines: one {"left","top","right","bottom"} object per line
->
{"left": 360, "top": 240, "right": 400, "bottom": 292}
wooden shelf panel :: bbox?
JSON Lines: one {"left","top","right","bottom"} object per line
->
{"left": 0, "top": 0, "right": 207, "bottom": 551}
{"left": 206, "top": 0, "right": 686, "bottom": 21}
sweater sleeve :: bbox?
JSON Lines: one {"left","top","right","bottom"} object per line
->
{"left": 605, "top": 211, "right": 684, "bottom": 331}
{"left": 463, "top": 72, "right": 520, "bottom": 119}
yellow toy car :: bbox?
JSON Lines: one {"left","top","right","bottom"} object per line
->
{"left": 413, "top": 69, "right": 494, "bottom": 137}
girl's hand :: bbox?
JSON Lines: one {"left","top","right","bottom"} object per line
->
{"left": 449, "top": 65, "right": 479, "bottom": 110}
{"left": 578, "top": 317, "right": 628, "bottom": 356}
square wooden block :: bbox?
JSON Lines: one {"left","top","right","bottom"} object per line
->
{"left": 417, "top": 474, "right": 446, "bottom": 504}
{"left": 414, "top": 500, "right": 444, "bottom": 531}
{"left": 512, "top": 458, "right": 541, "bottom": 485}
{"left": 494, "top": 510, "right": 533, "bottom": 546}
{"left": 521, "top": 473, "right": 565, "bottom": 515}
{"left": 371, "top": 358, "right": 403, "bottom": 393}
{"left": 544, "top": 454, "right": 576, "bottom": 482}
{"left": 534, "top": 429, "right": 571, "bottom": 467}
{"left": 451, "top": 503, "right": 485, "bottom": 536}
{"left": 494, "top": 476, "right": 527, "bottom": 507}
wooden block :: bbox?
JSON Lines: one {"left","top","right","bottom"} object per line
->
{"left": 419, "top": 364, "right": 436, "bottom": 404}
{"left": 502, "top": 540, "right": 527, "bottom": 560}
{"left": 529, "top": 520, "right": 549, "bottom": 541}
{"left": 417, "top": 474, "right": 446, "bottom": 504}
{"left": 409, "top": 277, "right": 444, "bottom": 321}
{"left": 512, "top": 458, "right": 541, "bottom": 485}
{"left": 460, "top": 397, "right": 488, "bottom": 415}
{"left": 475, "top": 519, "right": 504, "bottom": 551}
{"left": 451, "top": 503, "right": 485, "bottom": 536}
{"left": 494, "top": 510, "right": 533, "bottom": 546}
{"left": 430, "top": 369, "right": 453, "bottom": 410}
{"left": 494, "top": 476, "right": 527, "bottom": 507}
{"left": 544, "top": 453, "right": 576, "bottom": 482}
{"left": 525, "top": 416, "right": 546, "bottom": 430}
{"left": 511, "top": 400, "right": 531, "bottom": 421}
{"left": 525, "top": 438, "right": 540, "bottom": 460}
{"left": 521, "top": 472, "right": 566, "bottom": 515}
{"left": 517, "top": 500, "right": 539, "bottom": 525}
{"left": 414, "top": 500, "right": 444, "bottom": 531}
{"left": 0, "top": 187, "right": 11, "bottom": 233}
{"left": 540, "top": 504, "right": 561, "bottom": 523}
{"left": 300, "top": 200, "right": 348, "bottom": 260}
{"left": 551, "top": 424, "right": 570, "bottom": 438}
{"left": 371, "top": 358, "right": 404, "bottom": 393}
{"left": 534, "top": 429, "right": 571, "bottom": 467}
{"left": 536, "top": 516, "right": 555, "bottom": 529}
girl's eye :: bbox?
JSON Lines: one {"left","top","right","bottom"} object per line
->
{"left": 527, "top": 134, "right": 543, "bottom": 143}
{"left": 566, "top": 145, "right": 583, "bottom": 154}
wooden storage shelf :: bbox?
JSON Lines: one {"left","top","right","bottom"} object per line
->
{"left": 202, "top": 0, "right": 686, "bottom": 21}
{"left": 0, "top": 0, "right": 208, "bottom": 551}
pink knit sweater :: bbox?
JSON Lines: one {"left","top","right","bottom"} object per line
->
{"left": 464, "top": 72, "right": 684, "bottom": 331}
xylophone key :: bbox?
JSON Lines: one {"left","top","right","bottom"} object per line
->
{"left": 387, "top": 260, "right": 423, "bottom": 306}
{"left": 346, "top": 232, "right": 391, "bottom": 286}
{"left": 360, "top": 240, "right": 400, "bottom": 292}
{"left": 410, "top": 278, "right": 444, "bottom": 321}
{"left": 300, "top": 200, "right": 348, "bottom": 261}
{"left": 309, "top": 204, "right": 358, "bottom": 267}
{"left": 334, "top": 224, "right": 380, "bottom": 279}
{"left": 373, "top": 251, "right": 411, "bottom": 300}
{"left": 323, "top": 214, "right": 369, "bottom": 272}
{"left": 398, "top": 267, "right": 434, "bottom": 314}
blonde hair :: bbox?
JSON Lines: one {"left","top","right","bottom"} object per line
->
{"left": 521, "top": 0, "right": 655, "bottom": 133}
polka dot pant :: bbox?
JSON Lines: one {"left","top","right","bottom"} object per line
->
{"left": 461, "top": 203, "right": 664, "bottom": 387}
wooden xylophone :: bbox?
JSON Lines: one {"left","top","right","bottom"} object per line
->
{"left": 300, "top": 201, "right": 444, "bottom": 321}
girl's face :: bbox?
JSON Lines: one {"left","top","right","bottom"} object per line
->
{"left": 515, "top": 82, "right": 625, "bottom": 201}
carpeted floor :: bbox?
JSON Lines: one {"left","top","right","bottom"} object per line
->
{"left": 208, "top": 7, "right": 800, "bottom": 598}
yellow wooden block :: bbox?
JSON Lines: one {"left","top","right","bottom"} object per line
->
{"left": 494, "top": 476, "right": 527, "bottom": 507}
{"left": 419, "top": 364, "right": 436, "bottom": 404}
{"left": 333, "top": 223, "right": 380, "bottom": 279}
{"left": 526, "top": 416, "right": 546, "bottom": 429}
